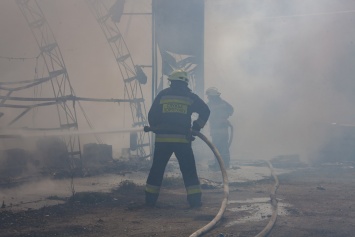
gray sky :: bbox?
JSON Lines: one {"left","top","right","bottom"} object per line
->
{"left": 1, "top": 0, "right": 355, "bottom": 161}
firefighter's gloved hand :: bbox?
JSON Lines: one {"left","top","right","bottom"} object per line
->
{"left": 143, "top": 126, "right": 151, "bottom": 132}
{"left": 187, "top": 130, "right": 196, "bottom": 142}
{"left": 192, "top": 121, "right": 201, "bottom": 132}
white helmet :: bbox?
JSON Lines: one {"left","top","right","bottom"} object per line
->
{"left": 206, "top": 87, "right": 221, "bottom": 96}
{"left": 168, "top": 69, "right": 189, "bottom": 83}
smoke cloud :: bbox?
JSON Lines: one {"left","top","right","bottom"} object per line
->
{"left": 1, "top": 0, "right": 355, "bottom": 162}
{"left": 205, "top": 0, "right": 355, "bottom": 161}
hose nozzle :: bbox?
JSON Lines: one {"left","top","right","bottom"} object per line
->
{"left": 144, "top": 126, "right": 152, "bottom": 132}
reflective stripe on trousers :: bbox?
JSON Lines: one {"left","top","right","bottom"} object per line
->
{"left": 145, "top": 142, "right": 201, "bottom": 205}
{"left": 186, "top": 185, "right": 202, "bottom": 195}
{"left": 145, "top": 184, "right": 160, "bottom": 194}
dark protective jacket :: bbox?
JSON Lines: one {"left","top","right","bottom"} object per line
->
{"left": 145, "top": 82, "right": 209, "bottom": 207}
{"left": 207, "top": 96, "right": 234, "bottom": 135}
{"left": 148, "top": 82, "right": 210, "bottom": 142}
{"left": 207, "top": 96, "right": 234, "bottom": 129}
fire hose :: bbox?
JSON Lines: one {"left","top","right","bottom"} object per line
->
{"left": 143, "top": 126, "right": 229, "bottom": 237}
{"left": 1, "top": 126, "right": 278, "bottom": 236}
{"left": 2, "top": 126, "right": 229, "bottom": 236}
{"left": 191, "top": 130, "right": 279, "bottom": 237}
{"left": 254, "top": 160, "right": 279, "bottom": 237}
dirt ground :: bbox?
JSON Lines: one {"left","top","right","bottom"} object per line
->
{"left": 1, "top": 162, "right": 355, "bottom": 237}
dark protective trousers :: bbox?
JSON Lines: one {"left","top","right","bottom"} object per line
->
{"left": 211, "top": 127, "right": 231, "bottom": 168}
{"left": 145, "top": 142, "right": 201, "bottom": 206}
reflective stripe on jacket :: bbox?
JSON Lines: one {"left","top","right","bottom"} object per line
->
{"left": 148, "top": 84, "right": 210, "bottom": 141}
{"left": 155, "top": 134, "right": 190, "bottom": 143}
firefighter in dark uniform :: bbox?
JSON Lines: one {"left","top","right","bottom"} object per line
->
{"left": 206, "top": 87, "right": 234, "bottom": 170}
{"left": 145, "top": 69, "right": 210, "bottom": 208}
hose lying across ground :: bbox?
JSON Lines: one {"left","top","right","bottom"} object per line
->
{"left": 189, "top": 130, "right": 229, "bottom": 237}
{"left": 145, "top": 128, "right": 280, "bottom": 237}
{"left": 143, "top": 127, "right": 230, "bottom": 237}
{"left": 254, "top": 160, "right": 280, "bottom": 237}
{"left": 4, "top": 126, "right": 278, "bottom": 236}
{"left": 191, "top": 130, "right": 280, "bottom": 237}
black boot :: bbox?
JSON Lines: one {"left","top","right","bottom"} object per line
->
{"left": 145, "top": 191, "right": 158, "bottom": 207}
{"left": 187, "top": 193, "right": 202, "bottom": 208}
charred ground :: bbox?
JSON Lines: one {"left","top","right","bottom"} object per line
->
{"left": 1, "top": 160, "right": 355, "bottom": 237}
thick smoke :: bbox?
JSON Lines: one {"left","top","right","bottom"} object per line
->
{"left": 205, "top": 0, "right": 355, "bottom": 162}
{"left": 1, "top": 0, "right": 355, "bottom": 162}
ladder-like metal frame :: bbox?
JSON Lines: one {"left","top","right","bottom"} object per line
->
{"left": 13, "top": 0, "right": 81, "bottom": 166}
{"left": 86, "top": 0, "right": 151, "bottom": 159}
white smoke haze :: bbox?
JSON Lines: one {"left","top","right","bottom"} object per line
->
{"left": 205, "top": 0, "right": 355, "bottom": 161}
{"left": 1, "top": 0, "right": 355, "bottom": 162}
